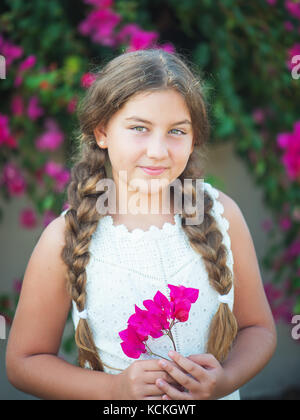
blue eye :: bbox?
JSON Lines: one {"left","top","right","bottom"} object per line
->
{"left": 131, "top": 126, "right": 186, "bottom": 135}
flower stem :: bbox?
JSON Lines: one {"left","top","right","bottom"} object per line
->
{"left": 145, "top": 343, "right": 169, "bottom": 361}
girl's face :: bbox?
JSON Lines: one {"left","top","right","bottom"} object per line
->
{"left": 93, "top": 88, "right": 194, "bottom": 213}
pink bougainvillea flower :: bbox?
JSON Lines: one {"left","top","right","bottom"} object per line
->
{"left": 264, "top": 283, "right": 282, "bottom": 304}
{"left": 128, "top": 304, "right": 164, "bottom": 338}
{"left": 13, "top": 278, "right": 23, "bottom": 294}
{"left": 11, "top": 95, "right": 24, "bottom": 116}
{"left": 80, "top": 72, "right": 97, "bottom": 88}
{"left": 119, "top": 324, "right": 148, "bottom": 359}
{"left": 284, "top": 21, "right": 294, "bottom": 31}
{"left": 78, "top": 7, "right": 121, "bottom": 47}
{"left": 252, "top": 108, "right": 266, "bottom": 124}
{"left": 44, "top": 161, "right": 70, "bottom": 192}
{"left": 168, "top": 284, "right": 199, "bottom": 304}
{"left": 0, "top": 34, "right": 23, "bottom": 67}
{"left": 0, "top": 162, "right": 26, "bottom": 196}
{"left": 0, "top": 114, "right": 17, "bottom": 148}
{"left": 36, "top": 119, "right": 64, "bottom": 151}
{"left": 42, "top": 210, "right": 56, "bottom": 227}
{"left": 285, "top": 0, "right": 300, "bottom": 20}
{"left": 277, "top": 121, "right": 300, "bottom": 180}
{"left": 287, "top": 43, "right": 300, "bottom": 71}
{"left": 20, "top": 208, "right": 37, "bottom": 229}
{"left": 27, "top": 95, "right": 44, "bottom": 121}
{"left": 143, "top": 290, "right": 172, "bottom": 329}
{"left": 84, "top": 0, "right": 113, "bottom": 7}
{"left": 18, "top": 54, "right": 36, "bottom": 72}
{"left": 67, "top": 96, "right": 78, "bottom": 113}
{"left": 279, "top": 216, "right": 292, "bottom": 231}
{"left": 115, "top": 23, "right": 159, "bottom": 52}
{"left": 284, "top": 239, "right": 300, "bottom": 262}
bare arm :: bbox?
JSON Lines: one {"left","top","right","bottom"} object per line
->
{"left": 218, "top": 191, "right": 277, "bottom": 393}
{"left": 5, "top": 215, "right": 116, "bottom": 400}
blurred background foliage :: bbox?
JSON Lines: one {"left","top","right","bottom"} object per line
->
{"left": 0, "top": 0, "right": 300, "bottom": 358}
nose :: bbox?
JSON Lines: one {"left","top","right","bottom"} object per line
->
{"left": 146, "top": 135, "right": 168, "bottom": 160}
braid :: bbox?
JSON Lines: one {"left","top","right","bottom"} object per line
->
{"left": 180, "top": 170, "right": 238, "bottom": 363}
{"left": 61, "top": 140, "right": 106, "bottom": 371}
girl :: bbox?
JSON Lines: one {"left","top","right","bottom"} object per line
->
{"left": 6, "top": 49, "right": 277, "bottom": 400}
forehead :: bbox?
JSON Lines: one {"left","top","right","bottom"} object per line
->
{"left": 119, "top": 89, "right": 191, "bottom": 120}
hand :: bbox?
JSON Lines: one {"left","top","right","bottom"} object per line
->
{"left": 155, "top": 351, "right": 230, "bottom": 400}
{"left": 112, "top": 358, "right": 185, "bottom": 400}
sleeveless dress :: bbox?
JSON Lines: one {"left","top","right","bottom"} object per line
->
{"left": 61, "top": 181, "right": 240, "bottom": 400}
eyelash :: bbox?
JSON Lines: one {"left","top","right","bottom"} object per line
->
{"left": 130, "top": 126, "right": 187, "bottom": 136}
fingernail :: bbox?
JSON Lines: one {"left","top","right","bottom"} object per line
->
{"left": 168, "top": 350, "right": 175, "bottom": 357}
{"left": 159, "top": 360, "right": 167, "bottom": 367}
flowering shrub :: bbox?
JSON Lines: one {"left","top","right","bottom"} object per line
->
{"left": 0, "top": 0, "right": 300, "bottom": 358}
{"left": 119, "top": 284, "right": 199, "bottom": 359}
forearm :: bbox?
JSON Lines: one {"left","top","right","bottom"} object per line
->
{"left": 221, "top": 325, "right": 277, "bottom": 395}
{"left": 7, "top": 354, "right": 117, "bottom": 400}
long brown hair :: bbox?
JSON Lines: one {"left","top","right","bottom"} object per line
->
{"left": 61, "top": 48, "right": 238, "bottom": 370}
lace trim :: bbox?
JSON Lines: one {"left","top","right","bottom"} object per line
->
{"left": 100, "top": 212, "right": 181, "bottom": 238}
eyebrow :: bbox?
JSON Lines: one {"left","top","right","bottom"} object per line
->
{"left": 125, "top": 116, "right": 192, "bottom": 126}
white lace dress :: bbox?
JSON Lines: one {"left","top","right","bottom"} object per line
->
{"left": 61, "top": 181, "right": 240, "bottom": 400}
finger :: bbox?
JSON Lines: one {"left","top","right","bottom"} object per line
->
{"left": 187, "top": 353, "right": 220, "bottom": 369}
{"left": 167, "top": 351, "right": 208, "bottom": 383}
{"left": 157, "top": 359, "right": 199, "bottom": 393}
{"left": 145, "top": 384, "right": 165, "bottom": 396}
{"left": 144, "top": 370, "right": 181, "bottom": 387}
{"left": 144, "top": 395, "right": 164, "bottom": 400}
{"left": 155, "top": 379, "right": 192, "bottom": 400}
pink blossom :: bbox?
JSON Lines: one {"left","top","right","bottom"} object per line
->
{"left": 264, "top": 283, "right": 282, "bottom": 303}
{"left": 42, "top": 210, "right": 56, "bottom": 227}
{"left": 67, "top": 96, "right": 78, "bottom": 113}
{"left": 279, "top": 216, "right": 292, "bottom": 231}
{"left": 27, "top": 96, "right": 44, "bottom": 120}
{"left": 13, "top": 278, "right": 23, "bottom": 294}
{"left": 62, "top": 201, "right": 70, "bottom": 211}
{"left": 252, "top": 108, "right": 266, "bottom": 124}
{"left": 272, "top": 298, "right": 294, "bottom": 323}
{"left": 284, "top": 239, "right": 300, "bottom": 261}
{"left": 18, "top": 55, "right": 36, "bottom": 72}
{"left": 116, "top": 23, "right": 159, "bottom": 51}
{"left": 128, "top": 304, "right": 164, "bottom": 338}
{"left": 277, "top": 121, "right": 300, "bottom": 180}
{"left": 80, "top": 72, "right": 97, "bottom": 88}
{"left": 14, "top": 75, "right": 23, "bottom": 87}
{"left": 20, "top": 208, "right": 37, "bottom": 229}
{"left": 168, "top": 284, "right": 199, "bottom": 304}
{"left": 36, "top": 119, "right": 64, "bottom": 151}
{"left": 44, "top": 161, "right": 70, "bottom": 192}
{"left": 11, "top": 95, "right": 24, "bottom": 116}
{"left": 0, "top": 113, "right": 17, "bottom": 148}
{"left": 0, "top": 34, "right": 23, "bottom": 67}
{"left": 159, "top": 43, "right": 175, "bottom": 54}
{"left": 285, "top": 0, "right": 300, "bottom": 20}
{"left": 0, "top": 162, "right": 26, "bottom": 196}
{"left": 284, "top": 21, "right": 294, "bottom": 31}
{"left": 287, "top": 43, "right": 300, "bottom": 71}
{"left": 78, "top": 8, "right": 121, "bottom": 46}
{"left": 119, "top": 324, "right": 147, "bottom": 359}
{"left": 143, "top": 290, "right": 172, "bottom": 330}
{"left": 84, "top": 0, "right": 114, "bottom": 8}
